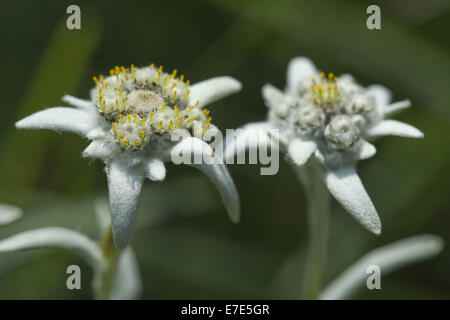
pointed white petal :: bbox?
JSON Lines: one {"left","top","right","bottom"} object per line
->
{"left": 287, "top": 57, "right": 317, "bottom": 94}
{"left": 110, "top": 248, "right": 142, "bottom": 300}
{"left": 320, "top": 234, "right": 443, "bottom": 300}
{"left": 83, "top": 140, "right": 116, "bottom": 160}
{"left": 62, "top": 95, "right": 94, "bottom": 110}
{"left": 107, "top": 160, "right": 144, "bottom": 249}
{"left": 367, "top": 84, "right": 392, "bottom": 107}
{"left": 383, "top": 100, "right": 411, "bottom": 116}
{"left": 0, "top": 227, "right": 102, "bottom": 268}
{"left": 188, "top": 76, "right": 242, "bottom": 108}
{"left": 366, "top": 120, "right": 424, "bottom": 138}
{"left": 190, "top": 157, "right": 240, "bottom": 224}
{"left": 355, "top": 140, "right": 377, "bottom": 160}
{"left": 145, "top": 158, "right": 166, "bottom": 181}
{"left": 15, "top": 107, "right": 98, "bottom": 137}
{"left": 0, "top": 204, "right": 22, "bottom": 225}
{"left": 288, "top": 139, "right": 317, "bottom": 166}
{"left": 324, "top": 166, "right": 381, "bottom": 235}
{"left": 262, "top": 84, "right": 284, "bottom": 109}
{"left": 223, "top": 122, "right": 273, "bottom": 163}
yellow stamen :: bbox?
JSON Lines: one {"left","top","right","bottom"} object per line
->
{"left": 118, "top": 133, "right": 124, "bottom": 140}
{"left": 135, "top": 140, "right": 141, "bottom": 147}
{"left": 139, "top": 130, "right": 145, "bottom": 138}
{"left": 177, "top": 117, "right": 183, "bottom": 127}
{"left": 187, "top": 116, "right": 197, "bottom": 123}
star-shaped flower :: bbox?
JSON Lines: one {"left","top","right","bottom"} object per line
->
{"left": 226, "top": 57, "right": 423, "bottom": 234}
{"left": 16, "top": 64, "right": 242, "bottom": 248}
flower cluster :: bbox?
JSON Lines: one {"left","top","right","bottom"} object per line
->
{"left": 91, "top": 64, "right": 212, "bottom": 151}
{"left": 226, "top": 57, "right": 424, "bottom": 234}
{"left": 16, "top": 63, "right": 242, "bottom": 248}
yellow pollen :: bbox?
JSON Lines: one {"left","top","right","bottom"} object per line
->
{"left": 92, "top": 76, "right": 99, "bottom": 85}
{"left": 115, "top": 99, "right": 119, "bottom": 107}
{"left": 150, "top": 112, "right": 154, "bottom": 121}
{"left": 161, "top": 103, "right": 166, "bottom": 110}
{"left": 159, "top": 120, "right": 163, "bottom": 129}
{"left": 139, "top": 130, "right": 145, "bottom": 138}
{"left": 169, "top": 120, "right": 173, "bottom": 129}
{"left": 112, "top": 122, "right": 116, "bottom": 130}
{"left": 150, "top": 63, "right": 155, "bottom": 69}
{"left": 186, "top": 80, "right": 190, "bottom": 88}
{"left": 202, "top": 122, "right": 211, "bottom": 135}
{"left": 185, "top": 90, "right": 190, "bottom": 97}
{"left": 118, "top": 133, "right": 124, "bottom": 140}
{"left": 187, "top": 116, "right": 197, "bottom": 123}
{"left": 177, "top": 117, "right": 183, "bottom": 127}
{"left": 174, "top": 106, "right": 179, "bottom": 115}
{"left": 135, "top": 140, "right": 141, "bottom": 147}
{"left": 123, "top": 139, "right": 129, "bottom": 147}
{"left": 180, "top": 74, "right": 184, "bottom": 82}
{"left": 119, "top": 114, "right": 123, "bottom": 121}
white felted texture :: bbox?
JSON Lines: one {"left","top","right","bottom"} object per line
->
{"left": 110, "top": 248, "right": 142, "bottom": 300}
{"left": 383, "top": 100, "right": 411, "bottom": 116}
{"left": 15, "top": 107, "right": 98, "bottom": 137}
{"left": 356, "top": 140, "right": 377, "bottom": 160}
{"left": 324, "top": 166, "right": 381, "bottom": 235}
{"left": 288, "top": 138, "right": 317, "bottom": 166}
{"left": 62, "top": 94, "right": 94, "bottom": 110}
{"left": 262, "top": 84, "right": 285, "bottom": 109}
{"left": 0, "top": 227, "right": 102, "bottom": 268}
{"left": 191, "top": 157, "right": 240, "bottom": 224}
{"left": 366, "top": 120, "right": 424, "bottom": 138}
{"left": 320, "top": 234, "right": 443, "bottom": 300}
{"left": 83, "top": 140, "right": 116, "bottom": 160}
{"left": 0, "top": 204, "right": 22, "bottom": 225}
{"left": 188, "top": 76, "right": 242, "bottom": 108}
{"left": 286, "top": 57, "right": 316, "bottom": 94}
{"left": 367, "top": 84, "right": 392, "bottom": 107}
{"left": 107, "top": 160, "right": 144, "bottom": 249}
{"left": 145, "top": 158, "right": 166, "bottom": 181}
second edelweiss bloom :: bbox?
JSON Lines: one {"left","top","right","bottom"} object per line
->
{"left": 16, "top": 64, "right": 242, "bottom": 248}
{"left": 227, "top": 57, "right": 423, "bottom": 234}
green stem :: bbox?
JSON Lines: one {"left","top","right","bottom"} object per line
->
{"left": 298, "top": 160, "right": 330, "bottom": 299}
{"left": 94, "top": 226, "right": 121, "bottom": 300}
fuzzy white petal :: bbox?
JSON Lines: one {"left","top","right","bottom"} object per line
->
{"left": 287, "top": 57, "right": 317, "bottom": 94}
{"left": 83, "top": 140, "right": 116, "bottom": 160}
{"left": 367, "top": 84, "right": 392, "bottom": 107}
{"left": 191, "top": 158, "right": 240, "bottom": 224}
{"left": 288, "top": 139, "right": 317, "bottom": 166}
{"left": 15, "top": 107, "right": 98, "bottom": 137}
{"left": 262, "top": 84, "right": 284, "bottom": 109}
{"left": 145, "top": 158, "right": 166, "bottom": 181}
{"left": 107, "top": 161, "right": 144, "bottom": 249}
{"left": 110, "top": 248, "right": 142, "bottom": 300}
{"left": 324, "top": 166, "right": 381, "bottom": 235}
{"left": 223, "top": 122, "right": 273, "bottom": 163}
{"left": 320, "top": 234, "right": 443, "bottom": 300}
{"left": 0, "top": 227, "right": 102, "bottom": 268}
{"left": 188, "top": 76, "right": 242, "bottom": 108}
{"left": 62, "top": 95, "right": 94, "bottom": 110}
{"left": 0, "top": 204, "right": 23, "bottom": 225}
{"left": 383, "top": 100, "right": 411, "bottom": 116}
{"left": 356, "top": 140, "right": 377, "bottom": 160}
{"left": 366, "top": 120, "right": 424, "bottom": 138}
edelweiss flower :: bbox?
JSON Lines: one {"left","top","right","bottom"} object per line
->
{"left": 16, "top": 64, "right": 242, "bottom": 248}
{"left": 226, "top": 57, "right": 423, "bottom": 234}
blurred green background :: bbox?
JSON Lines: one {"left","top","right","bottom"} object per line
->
{"left": 0, "top": 0, "right": 449, "bottom": 299}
